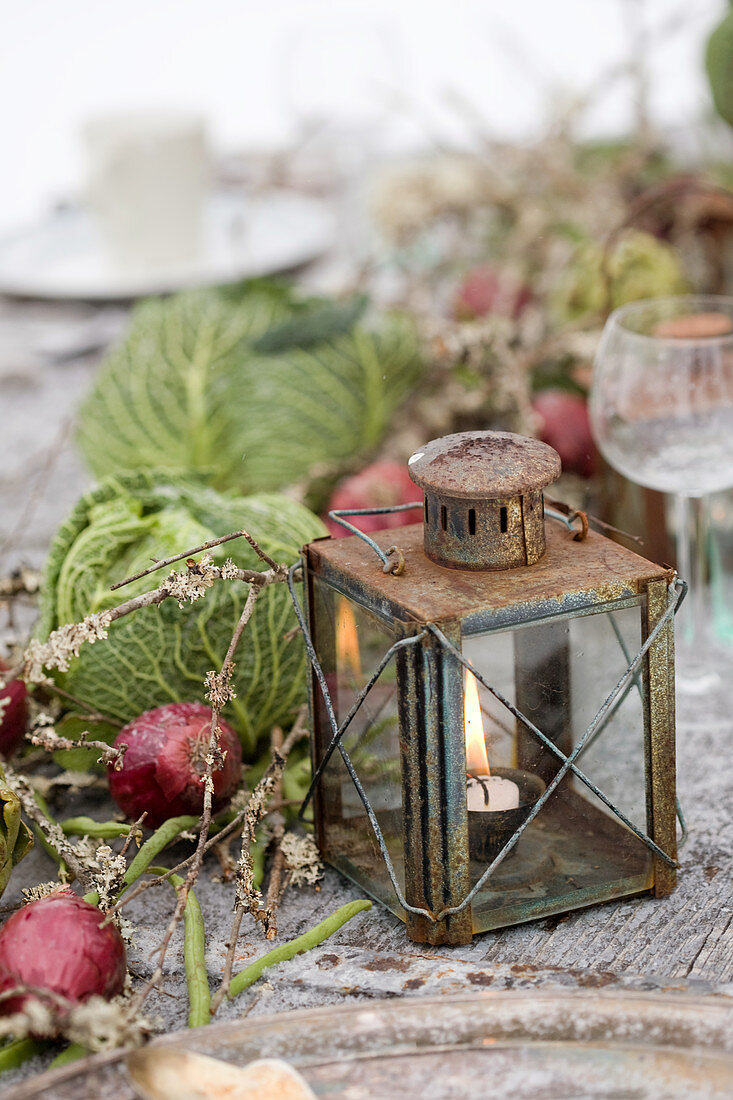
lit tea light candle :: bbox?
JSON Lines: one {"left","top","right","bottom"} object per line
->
{"left": 464, "top": 671, "right": 519, "bottom": 812}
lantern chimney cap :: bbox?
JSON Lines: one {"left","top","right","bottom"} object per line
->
{"left": 407, "top": 431, "right": 561, "bottom": 500}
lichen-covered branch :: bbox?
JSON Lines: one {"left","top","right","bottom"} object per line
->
{"left": 211, "top": 709, "right": 309, "bottom": 1015}
{"left": 2, "top": 767, "right": 95, "bottom": 893}
{"left": 14, "top": 546, "right": 288, "bottom": 686}
{"left": 29, "top": 718, "right": 127, "bottom": 771}
{"left": 123, "top": 547, "right": 288, "bottom": 1020}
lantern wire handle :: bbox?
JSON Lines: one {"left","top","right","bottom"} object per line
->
{"left": 327, "top": 504, "right": 423, "bottom": 573}
{"left": 544, "top": 506, "right": 588, "bottom": 540}
{"left": 328, "top": 501, "right": 589, "bottom": 574}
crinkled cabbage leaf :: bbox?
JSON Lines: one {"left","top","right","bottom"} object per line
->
{"left": 38, "top": 473, "right": 326, "bottom": 757}
{"left": 77, "top": 285, "right": 422, "bottom": 499}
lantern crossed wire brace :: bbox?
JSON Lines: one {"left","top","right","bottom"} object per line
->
{"left": 289, "top": 520, "right": 687, "bottom": 925}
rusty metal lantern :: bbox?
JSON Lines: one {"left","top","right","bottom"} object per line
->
{"left": 294, "top": 431, "right": 682, "bottom": 945}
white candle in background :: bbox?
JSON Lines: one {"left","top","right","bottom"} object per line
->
{"left": 83, "top": 109, "right": 208, "bottom": 273}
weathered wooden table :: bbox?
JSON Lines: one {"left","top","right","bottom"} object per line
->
{"left": 1, "top": 299, "right": 731, "bottom": 1093}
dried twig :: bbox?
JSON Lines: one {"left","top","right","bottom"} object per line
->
{"left": 109, "top": 531, "right": 252, "bottom": 590}
{"left": 263, "top": 839, "right": 287, "bottom": 940}
{"left": 13, "top": 555, "right": 286, "bottom": 685}
{"left": 263, "top": 726, "right": 287, "bottom": 941}
{"left": 29, "top": 724, "right": 127, "bottom": 771}
{"left": 210, "top": 710, "right": 308, "bottom": 1015}
{"left": 239, "top": 530, "right": 282, "bottom": 572}
{"left": 104, "top": 741, "right": 306, "bottom": 917}
{"left": 119, "top": 813, "right": 147, "bottom": 860}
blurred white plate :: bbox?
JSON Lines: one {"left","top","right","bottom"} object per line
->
{"left": 0, "top": 190, "right": 333, "bottom": 301}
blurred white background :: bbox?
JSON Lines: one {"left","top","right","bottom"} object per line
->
{"left": 0, "top": 0, "right": 724, "bottom": 234}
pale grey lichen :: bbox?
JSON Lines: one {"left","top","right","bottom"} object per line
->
{"left": 23, "top": 611, "right": 113, "bottom": 681}
{"left": 220, "top": 558, "right": 241, "bottom": 580}
{"left": 86, "top": 843, "right": 127, "bottom": 910}
{"left": 21, "top": 881, "right": 60, "bottom": 903}
{"left": 165, "top": 553, "right": 217, "bottom": 608}
{"left": 281, "top": 832, "right": 324, "bottom": 888}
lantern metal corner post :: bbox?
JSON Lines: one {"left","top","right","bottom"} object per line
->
{"left": 301, "top": 536, "right": 473, "bottom": 945}
{"left": 396, "top": 619, "right": 472, "bottom": 945}
{"left": 643, "top": 576, "right": 677, "bottom": 897}
{"left": 300, "top": 430, "right": 680, "bottom": 946}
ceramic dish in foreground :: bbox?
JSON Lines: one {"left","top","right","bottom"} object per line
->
{"left": 12, "top": 989, "right": 733, "bottom": 1100}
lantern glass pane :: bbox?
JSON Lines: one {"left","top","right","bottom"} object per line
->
{"left": 462, "top": 601, "right": 655, "bottom": 932}
{"left": 310, "top": 579, "right": 404, "bottom": 911}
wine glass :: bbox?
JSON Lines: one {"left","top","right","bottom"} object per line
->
{"left": 590, "top": 295, "right": 733, "bottom": 696}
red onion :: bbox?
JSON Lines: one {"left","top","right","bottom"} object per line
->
{"left": 532, "top": 389, "right": 598, "bottom": 479}
{"left": 0, "top": 889, "right": 126, "bottom": 1016}
{"left": 108, "top": 702, "right": 242, "bottom": 828}
{"left": 0, "top": 677, "right": 27, "bottom": 757}
{"left": 326, "top": 461, "right": 421, "bottom": 538}
{"left": 454, "top": 265, "right": 532, "bottom": 321}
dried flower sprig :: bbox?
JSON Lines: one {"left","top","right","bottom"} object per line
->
{"left": 0, "top": 986, "right": 150, "bottom": 1052}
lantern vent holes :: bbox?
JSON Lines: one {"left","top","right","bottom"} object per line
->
{"left": 408, "top": 431, "right": 562, "bottom": 571}
{"left": 424, "top": 498, "right": 429, "bottom": 524}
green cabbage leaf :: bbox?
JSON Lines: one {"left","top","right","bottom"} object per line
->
{"left": 76, "top": 285, "right": 422, "bottom": 501}
{"left": 38, "top": 472, "right": 326, "bottom": 757}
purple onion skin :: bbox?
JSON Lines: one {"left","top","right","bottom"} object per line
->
{"left": 0, "top": 678, "right": 27, "bottom": 757}
{"left": 0, "top": 890, "right": 126, "bottom": 1015}
{"left": 108, "top": 702, "right": 242, "bottom": 828}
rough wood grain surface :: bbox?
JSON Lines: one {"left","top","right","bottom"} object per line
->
{"left": 0, "top": 301, "right": 731, "bottom": 1091}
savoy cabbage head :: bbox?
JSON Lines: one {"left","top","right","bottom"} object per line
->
{"left": 38, "top": 473, "right": 326, "bottom": 757}
{"left": 76, "top": 284, "right": 422, "bottom": 503}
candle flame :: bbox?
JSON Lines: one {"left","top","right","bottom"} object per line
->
{"left": 336, "top": 598, "right": 362, "bottom": 679}
{"left": 464, "top": 670, "right": 490, "bottom": 775}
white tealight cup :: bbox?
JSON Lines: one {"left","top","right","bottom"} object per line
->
{"left": 83, "top": 109, "right": 209, "bottom": 274}
{"left": 467, "top": 774, "right": 520, "bottom": 813}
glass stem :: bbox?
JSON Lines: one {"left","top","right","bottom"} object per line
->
{"left": 673, "top": 494, "right": 710, "bottom": 654}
